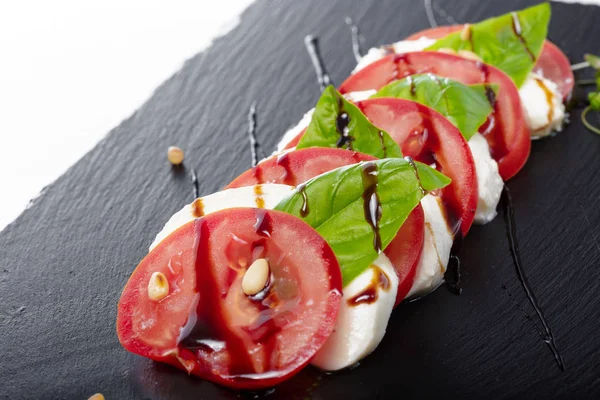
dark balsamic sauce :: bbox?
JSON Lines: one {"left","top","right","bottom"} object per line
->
{"left": 345, "top": 17, "right": 363, "bottom": 62}
{"left": 510, "top": 12, "right": 536, "bottom": 62}
{"left": 248, "top": 101, "right": 259, "bottom": 167}
{"left": 484, "top": 83, "right": 496, "bottom": 107}
{"left": 475, "top": 62, "right": 509, "bottom": 162}
{"left": 190, "top": 168, "right": 200, "bottom": 200}
{"left": 304, "top": 35, "right": 332, "bottom": 92}
{"left": 377, "top": 131, "right": 388, "bottom": 158}
{"left": 444, "top": 255, "right": 462, "bottom": 295}
{"left": 191, "top": 198, "right": 205, "bottom": 218}
{"left": 254, "top": 208, "right": 274, "bottom": 237}
{"left": 254, "top": 184, "right": 265, "bottom": 208}
{"left": 276, "top": 153, "right": 296, "bottom": 186}
{"left": 534, "top": 78, "right": 555, "bottom": 127}
{"left": 335, "top": 99, "right": 354, "bottom": 149}
{"left": 502, "top": 186, "right": 565, "bottom": 372}
{"left": 297, "top": 183, "right": 310, "bottom": 218}
{"left": 361, "top": 162, "right": 382, "bottom": 253}
{"left": 177, "top": 220, "right": 255, "bottom": 375}
{"left": 407, "top": 75, "right": 417, "bottom": 97}
{"left": 347, "top": 265, "right": 391, "bottom": 306}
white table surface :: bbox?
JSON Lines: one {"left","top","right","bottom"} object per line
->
{"left": 0, "top": 0, "right": 597, "bottom": 232}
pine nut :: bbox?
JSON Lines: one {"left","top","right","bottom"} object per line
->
{"left": 437, "top": 48, "right": 457, "bottom": 55}
{"left": 242, "top": 258, "right": 270, "bottom": 296}
{"left": 167, "top": 146, "right": 184, "bottom": 165}
{"left": 148, "top": 272, "right": 169, "bottom": 301}
{"left": 88, "top": 394, "right": 105, "bottom": 400}
{"left": 460, "top": 24, "right": 472, "bottom": 42}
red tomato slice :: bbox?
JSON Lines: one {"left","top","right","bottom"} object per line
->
{"left": 405, "top": 25, "right": 574, "bottom": 100}
{"left": 355, "top": 98, "right": 477, "bottom": 237}
{"left": 226, "top": 147, "right": 424, "bottom": 305}
{"left": 339, "top": 51, "right": 530, "bottom": 181}
{"left": 117, "top": 208, "right": 342, "bottom": 390}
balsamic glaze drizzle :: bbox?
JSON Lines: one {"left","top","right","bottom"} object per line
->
{"left": 304, "top": 35, "right": 332, "bottom": 92}
{"left": 297, "top": 183, "right": 310, "bottom": 218}
{"left": 502, "top": 186, "right": 565, "bottom": 371}
{"left": 248, "top": 101, "right": 259, "bottom": 167}
{"left": 361, "top": 162, "right": 382, "bottom": 253}
{"left": 335, "top": 110, "right": 354, "bottom": 149}
{"left": 510, "top": 13, "right": 536, "bottom": 61}
{"left": 444, "top": 255, "right": 462, "bottom": 295}
{"left": 190, "top": 168, "right": 200, "bottom": 199}
{"left": 424, "top": 0, "right": 438, "bottom": 28}
{"left": 345, "top": 17, "right": 363, "bottom": 62}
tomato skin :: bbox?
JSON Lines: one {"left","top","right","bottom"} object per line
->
{"left": 405, "top": 25, "right": 574, "bottom": 100}
{"left": 117, "top": 208, "right": 342, "bottom": 390}
{"left": 226, "top": 147, "right": 423, "bottom": 307}
{"left": 339, "top": 51, "right": 530, "bottom": 181}
{"left": 356, "top": 98, "right": 478, "bottom": 237}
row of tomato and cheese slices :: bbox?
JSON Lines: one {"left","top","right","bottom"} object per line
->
{"left": 117, "top": 4, "right": 574, "bottom": 391}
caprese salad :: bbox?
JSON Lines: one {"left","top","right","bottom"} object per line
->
{"left": 117, "top": 3, "right": 581, "bottom": 390}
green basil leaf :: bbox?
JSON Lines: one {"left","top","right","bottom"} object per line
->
{"left": 296, "top": 85, "right": 403, "bottom": 159}
{"left": 372, "top": 74, "right": 497, "bottom": 141}
{"left": 275, "top": 158, "right": 451, "bottom": 286}
{"left": 585, "top": 53, "right": 600, "bottom": 70}
{"left": 427, "top": 3, "right": 551, "bottom": 88}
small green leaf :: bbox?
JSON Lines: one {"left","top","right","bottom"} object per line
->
{"left": 585, "top": 53, "right": 600, "bottom": 70}
{"left": 275, "top": 158, "right": 451, "bottom": 286}
{"left": 588, "top": 92, "right": 600, "bottom": 111}
{"left": 427, "top": 3, "right": 551, "bottom": 88}
{"left": 372, "top": 74, "right": 497, "bottom": 141}
{"left": 297, "top": 85, "right": 403, "bottom": 159}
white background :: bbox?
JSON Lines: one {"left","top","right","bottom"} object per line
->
{"left": 0, "top": 0, "right": 597, "bottom": 232}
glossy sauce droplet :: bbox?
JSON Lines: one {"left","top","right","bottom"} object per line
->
{"left": 361, "top": 162, "right": 382, "bottom": 253}
{"left": 335, "top": 110, "right": 354, "bottom": 150}
{"left": 347, "top": 265, "right": 391, "bottom": 306}
{"left": 253, "top": 209, "right": 273, "bottom": 237}
{"left": 276, "top": 153, "right": 295, "bottom": 185}
{"left": 297, "top": 183, "right": 310, "bottom": 218}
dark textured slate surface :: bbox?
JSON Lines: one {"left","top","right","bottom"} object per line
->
{"left": 1, "top": 0, "right": 600, "bottom": 399}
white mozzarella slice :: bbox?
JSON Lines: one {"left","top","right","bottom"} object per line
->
{"left": 275, "top": 109, "right": 314, "bottom": 153}
{"left": 353, "top": 37, "right": 436, "bottom": 73}
{"left": 406, "top": 194, "right": 453, "bottom": 298}
{"left": 519, "top": 73, "right": 565, "bottom": 139}
{"left": 468, "top": 133, "right": 504, "bottom": 224}
{"left": 149, "top": 184, "right": 294, "bottom": 251}
{"left": 310, "top": 253, "right": 399, "bottom": 371}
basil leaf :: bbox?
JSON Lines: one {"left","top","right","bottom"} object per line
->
{"left": 275, "top": 158, "right": 451, "bottom": 286}
{"left": 296, "top": 85, "right": 403, "bottom": 159}
{"left": 427, "top": 3, "right": 551, "bottom": 88}
{"left": 372, "top": 74, "right": 497, "bottom": 141}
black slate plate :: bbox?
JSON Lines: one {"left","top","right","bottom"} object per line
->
{"left": 2, "top": 0, "right": 600, "bottom": 399}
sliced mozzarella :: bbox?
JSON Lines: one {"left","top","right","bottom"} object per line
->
{"left": 468, "top": 133, "right": 504, "bottom": 224}
{"left": 519, "top": 73, "right": 565, "bottom": 139}
{"left": 353, "top": 37, "right": 436, "bottom": 73}
{"left": 407, "top": 194, "right": 453, "bottom": 298}
{"left": 149, "top": 184, "right": 294, "bottom": 251}
{"left": 276, "top": 109, "right": 314, "bottom": 153}
{"left": 311, "top": 253, "right": 399, "bottom": 371}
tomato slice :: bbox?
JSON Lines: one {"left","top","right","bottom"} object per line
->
{"left": 356, "top": 98, "right": 477, "bottom": 237}
{"left": 339, "top": 51, "right": 530, "bottom": 181}
{"left": 117, "top": 208, "right": 342, "bottom": 390}
{"left": 405, "top": 25, "right": 574, "bottom": 100}
{"left": 226, "top": 147, "right": 424, "bottom": 305}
